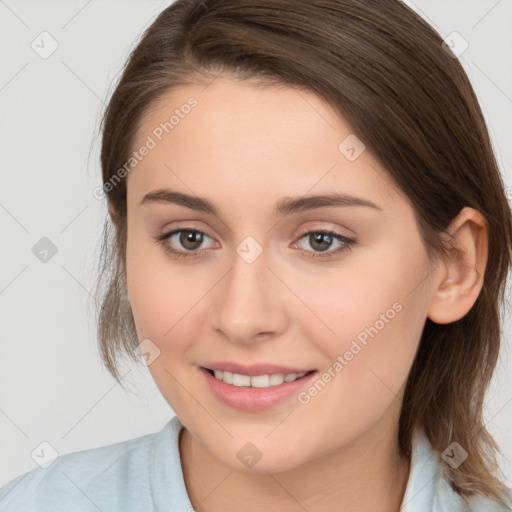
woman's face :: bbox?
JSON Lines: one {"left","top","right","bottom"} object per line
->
{"left": 125, "top": 76, "right": 438, "bottom": 473}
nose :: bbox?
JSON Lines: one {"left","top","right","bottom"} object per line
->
{"left": 208, "top": 245, "right": 288, "bottom": 345}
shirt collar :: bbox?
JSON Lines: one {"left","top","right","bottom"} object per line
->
{"left": 403, "top": 427, "right": 512, "bottom": 511}
{"left": 400, "top": 426, "right": 465, "bottom": 511}
{"left": 151, "top": 415, "right": 194, "bottom": 512}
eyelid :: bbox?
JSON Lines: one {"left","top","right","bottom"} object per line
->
{"left": 160, "top": 221, "right": 217, "bottom": 241}
{"left": 295, "top": 223, "right": 353, "bottom": 239}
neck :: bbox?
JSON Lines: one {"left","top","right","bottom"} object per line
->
{"left": 179, "top": 415, "right": 411, "bottom": 512}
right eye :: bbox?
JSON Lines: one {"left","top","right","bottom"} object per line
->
{"left": 154, "top": 228, "right": 217, "bottom": 259}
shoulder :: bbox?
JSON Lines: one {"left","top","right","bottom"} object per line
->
{"left": 0, "top": 420, "right": 176, "bottom": 512}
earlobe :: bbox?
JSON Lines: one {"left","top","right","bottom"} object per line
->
{"left": 427, "top": 207, "right": 488, "bottom": 325}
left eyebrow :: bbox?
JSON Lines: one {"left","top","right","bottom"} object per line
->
{"left": 138, "top": 189, "right": 382, "bottom": 216}
{"left": 274, "top": 192, "right": 382, "bottom": 215}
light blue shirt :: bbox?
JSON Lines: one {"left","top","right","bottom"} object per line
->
{"left": 1, "top": 414, "right": 510, "bottom": 511}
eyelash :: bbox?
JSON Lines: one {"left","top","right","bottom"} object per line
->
{"left": 154, "top": 227, "right": 356, "bottom": 261}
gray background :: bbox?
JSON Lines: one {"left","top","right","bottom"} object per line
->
{"left": 1, "top": 0, "right": 511, "bottom": 488}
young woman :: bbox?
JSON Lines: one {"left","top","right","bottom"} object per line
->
{"left": 1, "top": 0, "right": 511, "bottom": 510}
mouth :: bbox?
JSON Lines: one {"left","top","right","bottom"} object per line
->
{"left": 202, "top": 367, "right": 316, "bottom": 388}
{"left": 199, "top": 366, "right": 318, "bottom": 411}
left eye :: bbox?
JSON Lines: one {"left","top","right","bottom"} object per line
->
{"left": 154, "top": 228, "right": 356, "bottom": 260}
{"left": 293, "top": 230, "right": 356, "bottom": 259}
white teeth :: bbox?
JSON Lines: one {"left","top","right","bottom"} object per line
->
{"left": 250, "top": 375, "right": 270, "bottom": 388}
{"left": 232, "top": 373, "right": 251, "bottom": 386}
{"left": 210, "top": 369, "right": 308, "bottom": 387}
{"left": 269, "top": 373, "right": 285, "bottom": 385}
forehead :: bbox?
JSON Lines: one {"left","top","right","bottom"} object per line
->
{"left": 127, "top": 77, "right": 401, "bottom": 212}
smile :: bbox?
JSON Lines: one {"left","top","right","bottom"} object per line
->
{"left": 208, "top": 369, "right": 309, "bottom": 388}
{"left": 199, "top": 367, "right": 318, "bottom": 411}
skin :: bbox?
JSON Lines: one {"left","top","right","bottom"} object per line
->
{"left": 122, "top": 75, "right": 488, "bottom": 512}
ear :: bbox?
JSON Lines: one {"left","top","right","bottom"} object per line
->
{"left": 427, "top": 207, "right": 489, "bottom": 324}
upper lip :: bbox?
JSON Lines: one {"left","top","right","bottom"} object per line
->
{"left": 202, "top": 362, "right": 315, "bottom": 376}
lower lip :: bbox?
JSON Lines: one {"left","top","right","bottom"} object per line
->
{"left": 199, "top": 367, "right": 318, "bottom": 412}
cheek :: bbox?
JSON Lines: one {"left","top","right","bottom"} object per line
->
{"left": 301, "top": 243, "right": 428, "bottom": 398}
{"left": 125, "top": 241, "right": 212, "bottom": 412}
{"left": 126, "top": 236, "right": 204, "bottom": 350}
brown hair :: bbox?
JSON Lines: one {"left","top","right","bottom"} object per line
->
{"left": 94, "top": 0, "right": 512, "bottom": 506}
